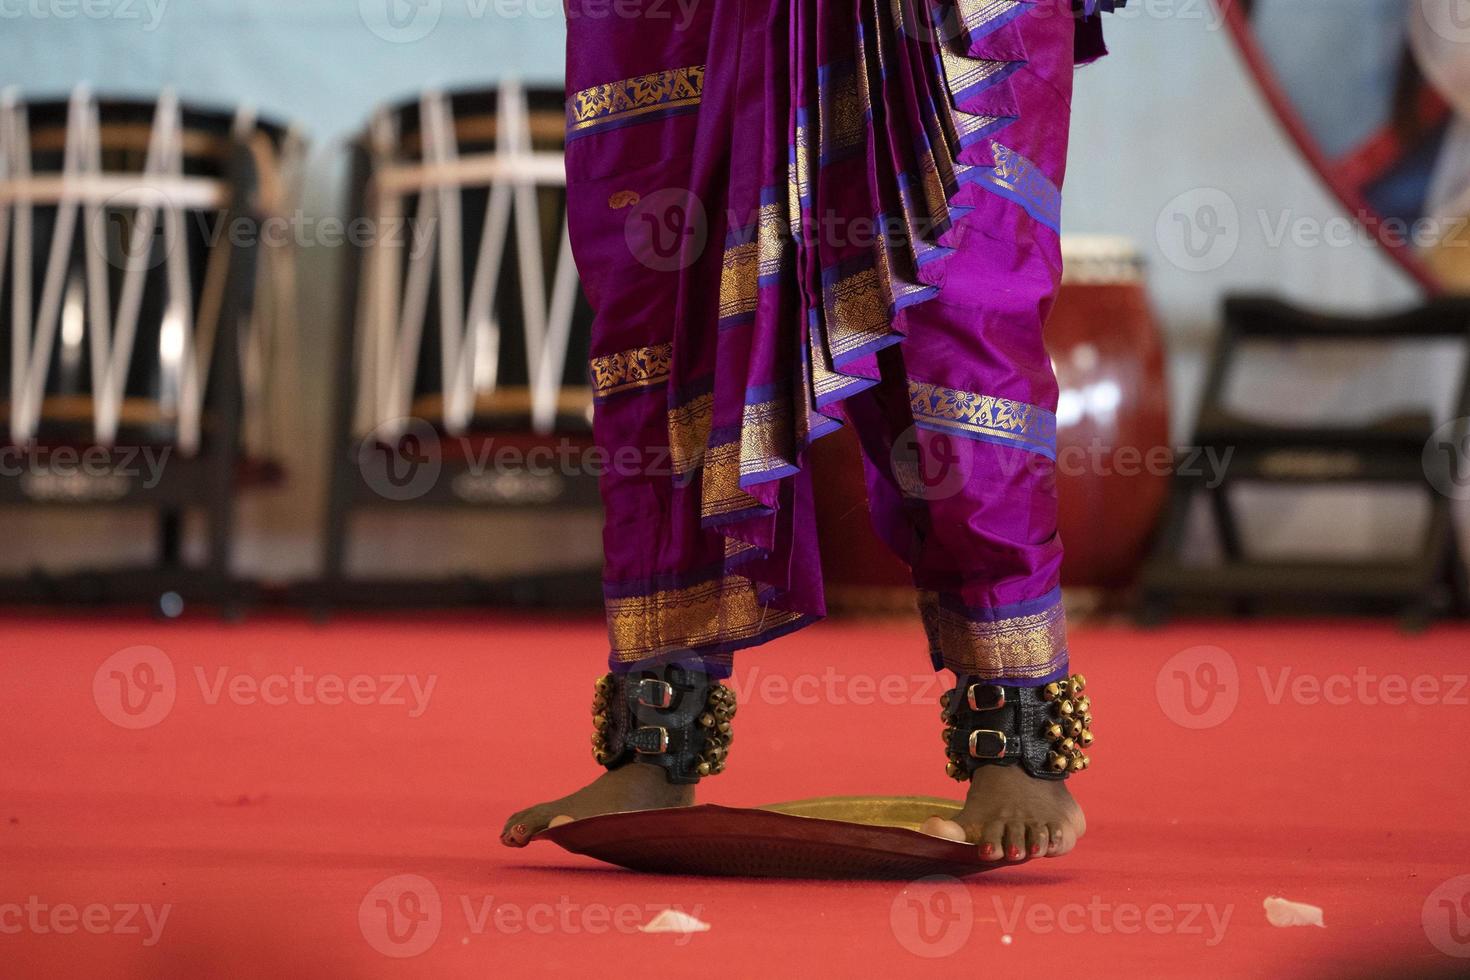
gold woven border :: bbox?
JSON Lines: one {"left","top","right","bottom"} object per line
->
{"left": 719, "top": 240, "right": 759, "bottom": 321}
{"left": 938, "top": 48, "right": 1015, "bottom": 100}
{"left": 824, "top": 266, "right": 892, "bottom": 360}
{"left": 701, "top": 441, "right": 760, "bottom": 519}
{"left": 907, "top": 380, "right": 1055, "bottom": 454}
{"left": 568, "top": 65, "right": 705, "bottom": 134}
{"left": 819, "top": 68, "right": 866, "bottom": 161}
{"left": 956, "top": 0, "right": 1026, "bottom": 34}
{"left": 918, "top": 591, "right": 1067, "bottom": 678}
{"left": 667, "top": 392, "right": 713, "bottom": 475}
{"left": 590, "top": 344, "right": 673, "bottom": 397}
{"left": 740, "top": 399, "right": 795, "bottom": 480}
{"left": 757, "top": 200, "right": 787, "bottom": 279}
{"left": 608, "top": 574, "right": 805, "bottom": 662}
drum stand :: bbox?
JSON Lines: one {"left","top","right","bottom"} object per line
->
{"left": 1138, "top": 295, "right": 1470, "bottom": 630}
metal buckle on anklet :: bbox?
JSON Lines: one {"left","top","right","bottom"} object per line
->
{"left": 967, "top": 684, "right": 1005, "bottom": 711}
{"left": 632, "top": 726, "right": 669, "bottom": 754}
{"left": 968, "top": 729, "right": 1007, "bottom": 759}
{"left": 636, "top": 679, "right": 674, "bottom": 709}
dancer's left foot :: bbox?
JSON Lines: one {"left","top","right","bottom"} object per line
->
{"left": 921, "top": 764, "right": 1085, "bottom": 861}
{"left": 500, "top": 762, "right": 694, "bottom": 847}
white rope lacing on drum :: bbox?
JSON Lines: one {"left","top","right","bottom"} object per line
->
{"left": 1, "top": 86, "right": 26, "bottom": 446}
{"left": 360, "top": 79, "right": 580, "bottom": 438}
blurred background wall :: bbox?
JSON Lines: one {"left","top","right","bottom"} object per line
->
{"left": 1, "top": 0, "right": 1455, "bottom": 582}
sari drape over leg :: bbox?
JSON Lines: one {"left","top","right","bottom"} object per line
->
{"left": 566, "top": 0, "right": 1114, "bottom": 682}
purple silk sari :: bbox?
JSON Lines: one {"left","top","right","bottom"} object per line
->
{"left": 565, "top": 0, "right": 1117, "bottom": 682}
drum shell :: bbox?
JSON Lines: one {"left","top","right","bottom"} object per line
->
{"left": 812, "top": 246, "right": 1171, "bottom": 600}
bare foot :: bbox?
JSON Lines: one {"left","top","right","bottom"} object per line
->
{"left": 500, "top": 763, "right": 694, "bottom": 847}
{"left": 920, "top": 765, "right": 1085, "bottom": 861}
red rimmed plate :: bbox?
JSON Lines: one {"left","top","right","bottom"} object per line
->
{"left": 533, "top": 795, "right": 1015, "bottom": 879}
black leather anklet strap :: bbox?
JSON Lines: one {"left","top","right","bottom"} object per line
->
{"left": 941, "top": 674, "right": 1094, "bottom": 781}
{"left": 591, "top": 663, "right": 735, "bottom": 785}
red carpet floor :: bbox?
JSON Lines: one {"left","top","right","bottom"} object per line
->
{"left": 2, "top": 612, "right": 1469, "bottom": 977}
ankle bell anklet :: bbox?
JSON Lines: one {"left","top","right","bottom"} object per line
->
{"left": 591, "top": 663, "right": 735, "bottom": 785}
{"left": 941, "top": 674, "right": 1094, "bottom": 782}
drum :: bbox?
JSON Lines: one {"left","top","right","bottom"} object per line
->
{"left": 812, "top": 235, "right": 1172, "bottom": 608}
{"left": 1048, "top": 235, "right": 1171, "bottom": 589}
{"left": 0, "top": 87, "right": 302, "bottom": 458}
{"left": 351, "top": 83, "right": 595, "bottom": 440}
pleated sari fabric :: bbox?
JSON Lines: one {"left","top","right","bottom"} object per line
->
{"left": 565, "top": 0, "right": 1118, "bottom": 682}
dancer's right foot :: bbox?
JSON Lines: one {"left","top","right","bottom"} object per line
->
{"left": 499, "top": 762, "right": 694, "bottom": 847}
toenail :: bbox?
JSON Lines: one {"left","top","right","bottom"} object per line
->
{"left": 1029, "top": 844, "right": 1041, "bottom": 856}
{"left": 980, "top": 843, "right": 995, "bottom": 858}
{"left": 1007, "top": 846, "right": 1021, "bottom": 860}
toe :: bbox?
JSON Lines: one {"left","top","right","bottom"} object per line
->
{"left": 499, "top": 808, "right": 533, "bottom": 846}
{"left": 1025, "top": 823, "right": 1047, "bottom": 859}
{"left": 1050, "top": 824, "right": 1078, "bottom": 857}
{"left": 978, "top": 822, "right": 1005, "bottom": 862}
{"left": 500, "top": 806, "right": 551, "bottom": 848}
{"left": 1004, "top": 822, "right": 1027, "bottom": 862}
{"left": 921, "top": 817, "right": 969, "bottom": 842}
{"left": 1044, "top": 823, "right": 1064, "bottom": 857}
